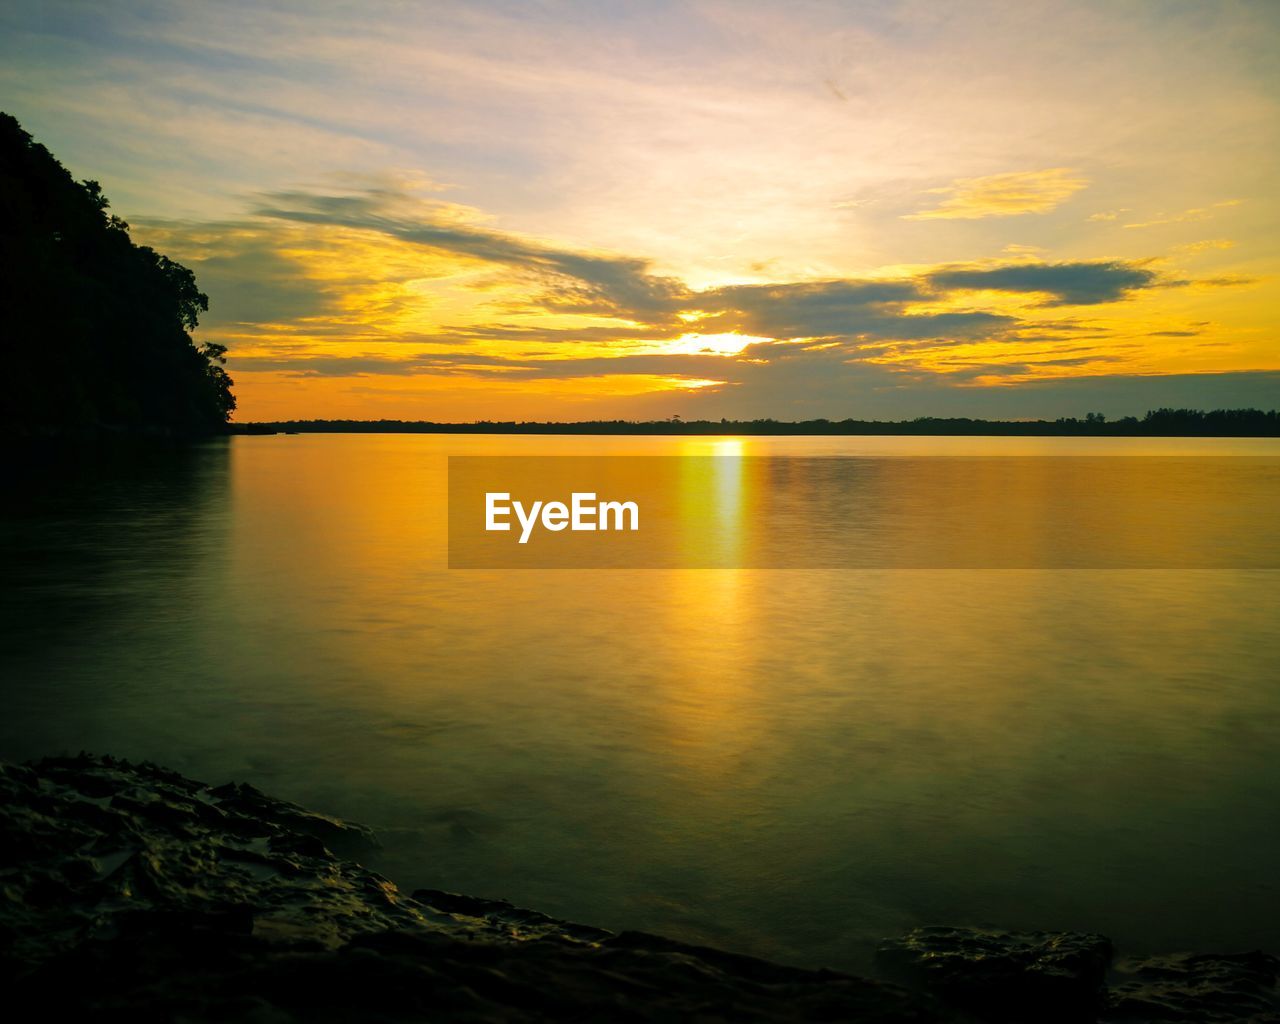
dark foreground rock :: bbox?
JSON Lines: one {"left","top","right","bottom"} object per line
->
{"left": 0, "top": 755, "right": 936, "bottom": 1022}
{"left": 878, "top": 925, "right": 1113, "bottom": 1021}
{"left": 1105, "top": 951, "right": 1280, "bottom": 1023}
{"left": 878, "top": 927, "right": 1279, "bottom": 1024}
{"left": 2, "top": 755, "right": 1276, "bottom": 1022}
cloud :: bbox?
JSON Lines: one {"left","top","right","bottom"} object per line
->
{"left": 1124, "top": 200, "right": 1242, "bottom": 229}
{"left": 904, "top": 168, "right": 1088, "bottom": 220}
{"left": 225, "top": 313, "right": 1280, "bottom": 425}
{"left": 252, "top": 186, "right": 689, "bottom": 323}
{"left": 227, "top": 342, "right": 1280, "bottom": 427}
{"left": 228, "top": 330, "right": 1116, "bottom": 393}
{"left": 148, "top": 177, "right": 1212, "bottom": 422}
{"left": 1193, "top": 276, "right": 1255, "bottom": 289}
{"left": 928, "top": 260, "right": 1159, "bottom": 305}
{"left": 1087, "top": 209, "right": 1130, "bottom": 222}
{"left": 236, "top": 183, "right": 1117, "bottom": 342}
{"left": 691, "top": 279, "right": 1010, "bottom": 340}
{"left": 133, "top": 219, "right": 332, "bottom": 327}
{"left": 672, "top": 365, "right": 1280, "bottom": 422}
{"left": 5, "top": 0, "right": 1274, "bottom": 422}
{"left": 1170, "top": 238, "right": 1235, "bottom": 256}
{"left": 232, "top": 349, "right": 737, "bottom": 382}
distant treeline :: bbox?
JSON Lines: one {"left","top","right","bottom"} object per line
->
{"left": 235, "top": 408, "right": 1280, "bottom": 437}
{"left": 1, "top": 114, "right": 234, "bottom": 437}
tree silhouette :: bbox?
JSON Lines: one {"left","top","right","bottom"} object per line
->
{"left": 0, "top": 113, "right": 234, "bottom": 435}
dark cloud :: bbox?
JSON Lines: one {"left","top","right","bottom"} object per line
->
{"left": 253, "top": 189, "right": 689, "bottom": 322}
{"left": 703, "top": 278, "right": 924, "bottom": 314}
{"left": 676, "top": 365, "right": 1280, "bottom": 422}
{"left": 223, "top": 184, "right": 1184, "bottom": 350}
{"left": 928, "top": 261, "right": 1159, "bottom": 305}
{"left": 926, "top": 354, "right": 1124, "bottom": 382}
{"left": 134, "top": 219, "right": 334, "bottom": 327}
{"left": 695, "top": 279, "right": 913, "bottom": 337}
{"left": 1196, "top": 276, "right": 1256, "bottom": 288}
{"left": 672, "top": 279, "right": 1016, "bottom": 342}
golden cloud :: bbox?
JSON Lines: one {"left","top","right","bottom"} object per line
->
{"left": 905, "top": 168, "right": 1088, "bottom": 221}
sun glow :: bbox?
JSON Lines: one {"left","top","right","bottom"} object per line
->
{"left": 667, "top": 332, "right": 770, "bottom": 356}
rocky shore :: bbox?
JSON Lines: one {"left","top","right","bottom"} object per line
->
{"left": 1, "top": 755, "right": 1275, "bottom": 1022}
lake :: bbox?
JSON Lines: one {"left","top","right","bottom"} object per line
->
{"left": 2, "top": 433, "right": 1278, "bottom": 972}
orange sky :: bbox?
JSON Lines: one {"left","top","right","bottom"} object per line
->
{"left": 4, "top": 0, "right": 1277, "bottom": 419}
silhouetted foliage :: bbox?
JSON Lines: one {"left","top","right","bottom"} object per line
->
{"left": 0, "top": 113, "right": 234, "bottom": 435}
{"left": 231, "top": 408, "right": 1279, "bottom": 436}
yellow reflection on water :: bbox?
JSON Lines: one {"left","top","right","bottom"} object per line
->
{"left": 674, "top": 438, "right": 749, "bottom": 567}
{"left": 16, "top": 431, "right": 1272, "bottom": 968}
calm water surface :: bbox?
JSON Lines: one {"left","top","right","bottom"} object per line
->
{"left": 2, "top": 434, "right": 1278, "bottom": 971}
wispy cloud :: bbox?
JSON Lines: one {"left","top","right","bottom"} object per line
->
{"left": 1170, "top": 238, "right": 1235, "bottom": 257}
{"left": 1124, "top": 200, "right": 1242, "bottom": 229}
{"left": 905, "top": 168, "right": 1088, "bottom": 221}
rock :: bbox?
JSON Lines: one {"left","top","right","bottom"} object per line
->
{"left": 0, "top": 754, "right": 938, "bottom": 1022}
{"left": 8, "top": 754, "right": 1271, "bottom": 1021}
{"left": 1104, "top": 950, "right": 1280, "bottom": 1023}
{"left": 207, "top": 779, "right": 379, "bottom": 856}
{"left": 877, "top": 925, "right": 1112, "bottom": 1022}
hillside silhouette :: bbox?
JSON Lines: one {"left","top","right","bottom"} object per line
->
{"left": 0, "top": 113, "right": 233, "bottom": 436}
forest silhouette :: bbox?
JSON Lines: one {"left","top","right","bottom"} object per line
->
{"left": 236, "top": 408, "right": 1280, "bottom": 436}
{"left": 0, "top": 113, "right": 234, "bottom": 436}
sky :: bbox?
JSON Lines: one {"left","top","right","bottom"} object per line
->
{"left": 3, "top": 0, "right": 1278, "bottom": 421}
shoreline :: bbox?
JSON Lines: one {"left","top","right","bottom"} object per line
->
{"left": 225, "top": 413, "right": 1280, "bottom": 438}
{"left": 2, "top": 754, "right": 1274, "bottom": 1021}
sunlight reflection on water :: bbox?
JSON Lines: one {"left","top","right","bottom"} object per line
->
{"left": 2, "top": 433, "right": 1278, "bottom": 970}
